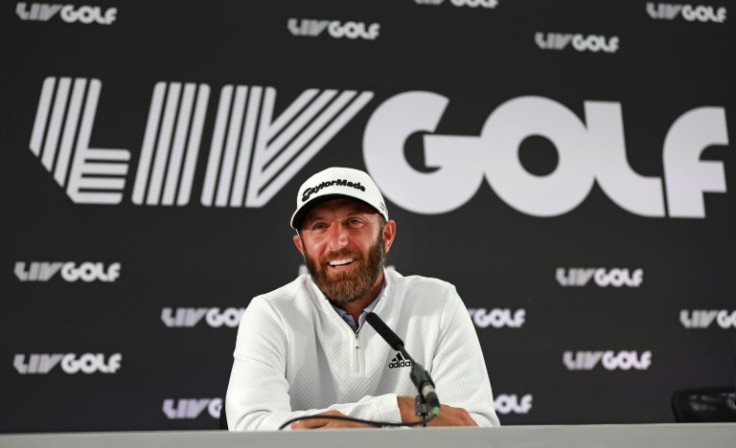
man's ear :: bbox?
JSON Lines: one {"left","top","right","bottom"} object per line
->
{"left": 383, "top": 220, "right": 397, "bottom": 253}
{"left": 293, "top": 233, "right": 305, "bottom": 256}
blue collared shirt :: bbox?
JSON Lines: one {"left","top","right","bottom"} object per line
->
{"left": 332, "top": 281, "right": 387, "bottom": 333}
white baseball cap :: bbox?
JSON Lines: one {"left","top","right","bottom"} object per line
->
{"left": 290, "top": 167, "right": 389, "bottom": 230}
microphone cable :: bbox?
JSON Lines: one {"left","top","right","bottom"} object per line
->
{"left": 278, "top": 407, "right": 439, "bottom": 430}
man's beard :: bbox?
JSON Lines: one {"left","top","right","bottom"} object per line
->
{"left": 303, "top": 233, "right": 386, "bottom": 306}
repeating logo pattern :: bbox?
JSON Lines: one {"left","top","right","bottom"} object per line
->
{"left": 494, "top": 394, "right": 532, "bottom": 415}
{"left": 15, "top": 261, "right": 121, "bottom": 282}
{"left": 161, "top": 307, "right": 244, "bottom": 328}
{"left": 287, "top": 19, "right": 380, "bottom": 40}
{"left": 8, "top": 0, "right": 734, "bottom": 430}
{"left": 415, "top": 0, "right": 499, "bottom": 8}
{"left": 16, "top": 2, "right": 117, "bottom": 24}
{"left": 14, "top": 353, "right": 122, "bottom": 374}
{"left": 556, "top": 268, "right": 643, "bottom": 288}
{"left": 646, "top": 3, "right": 727, "bottom": 22}
{"left": 163, "top": 398, "right": 222, "bottom": 419}
{"left": 680, "top": 310, "right": 736, "bottom": 329}
{"left": 563, "top": 351, "right": 652, "bottom": 371}
{"left": 468, "top": 308, "right": 526, "bottom": 328}
{"left": 535, "top": 33, "right": 620, "bottom": 53}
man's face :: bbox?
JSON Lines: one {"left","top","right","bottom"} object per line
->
{"left": 293, "top": 198, "right": 395, "bottom": 305}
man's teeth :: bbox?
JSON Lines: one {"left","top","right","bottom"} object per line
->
{"left": 329, "top": 258, "right": 354, "bottom": 267}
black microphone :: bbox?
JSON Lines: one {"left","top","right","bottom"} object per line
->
{"left": 366, "top": 312, "right": 441, "bottom": 411}
{"left": 365, "top": 312, "right": 404, "bottom": 351}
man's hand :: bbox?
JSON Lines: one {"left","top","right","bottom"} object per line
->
{"left": 290, "top": 410, "right": 374, "bottom": 430}
{"left": 397, "top": 396, "right": 478, "bottom": 427}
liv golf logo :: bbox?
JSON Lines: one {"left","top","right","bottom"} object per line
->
{"left": 163, "top": 398, "right": 222, "bottom": 419}
{"left": 563, "top": 351, "right": 652, "bottom": 371}
{"left": 363, "top": 92, "right": 729, "bottom": 219}
{"left": 680, "top": 310, "right": 736, "bottom": 329}
{"left": 556, "top": 268, "right": 643, "bottom": 287}
{"left": 468, "top": 308, "right": 525, "bottom": 328}
{"left": 25, "top": 78, "right": 730, "bottom": 219}
{"left": 161, "top": 307, "right": 244, "bottom": 328}
{"left": 646, "top": 3, "right": 727, "bottom": 22}
{"left": 14, "top": 353, "right": 122, "bottom": 374}
{"left": 27, "top": 77, "right": 373, "bottom": 206}
{"left": 535, "top": 32, "right": 620, "bottom": 53}
{"left": 16, "top": 3, "right": 117, "bottom": 25}
{"left": 15, "top": 261, "right": 120, "bottom": 282}
{"left": 287, "top": 18, "right": 380, "bottom": 40}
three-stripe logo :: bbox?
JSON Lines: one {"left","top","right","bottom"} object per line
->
{"left": 388, "top": 352, "right": 413, "bottom": 369}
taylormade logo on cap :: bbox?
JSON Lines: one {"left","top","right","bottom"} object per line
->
{"left": 291, "top": 167, "right": 388, "bottom": 229}
{"left": 302, "top": 179, "right": 366, "bottom": 202}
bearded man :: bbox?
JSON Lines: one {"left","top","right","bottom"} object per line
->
{"left": 225, "top": 167, "right": 499, "bottom": 430}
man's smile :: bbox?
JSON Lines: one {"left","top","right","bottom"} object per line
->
{"left": 327, "top": 258, "right": 356, "bottom": 270}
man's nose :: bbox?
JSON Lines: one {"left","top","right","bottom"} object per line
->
{"left": 326, "top": 222, "right": 348, "bottom": 250}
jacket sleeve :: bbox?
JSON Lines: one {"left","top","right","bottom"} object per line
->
{"left": 429, "top": 285, "right": 501, "bottom": 427}
{"left": 225, "top": 296, "right": 402, "bottom": 431}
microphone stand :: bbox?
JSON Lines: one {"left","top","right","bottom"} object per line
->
{"left": 403, "top": 350, "right": 435, "bottom": 427}
{"left": 365, "top": 313, "right": 440, "bottom": 426}
{"left": 414, "top": 388, "right": 431, "bottom": 427}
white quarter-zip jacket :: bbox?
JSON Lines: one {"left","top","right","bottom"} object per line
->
{"left": 226, "top": 269, "right": 500, "bottom": 430}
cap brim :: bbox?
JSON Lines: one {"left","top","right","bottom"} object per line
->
{"left": 291, "top": 194, "right": 383, "bottom": 230}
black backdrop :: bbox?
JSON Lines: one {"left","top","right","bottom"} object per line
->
{"left": 2, "top": 0, "right": 735, "bottom": 432}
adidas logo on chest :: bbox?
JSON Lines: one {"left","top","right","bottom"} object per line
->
{"left": 388, "top": 352, "right": 413, "bottom": 369}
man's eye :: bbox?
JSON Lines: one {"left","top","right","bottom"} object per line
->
{"left": 312, "top": 223, "right": 327, "bottom": 230}
{"left": 348, "top": 219, "right": 363, "bottom": 226}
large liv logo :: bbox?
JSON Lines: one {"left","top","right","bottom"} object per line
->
{"left": 28, "top": 77, "right": 374, "bottom": 207}
{"left": 363, "top": 92, "right": 729, "bottom": 218}
{"left": 30, "top": 78, "right": 130, "bottom": 204}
